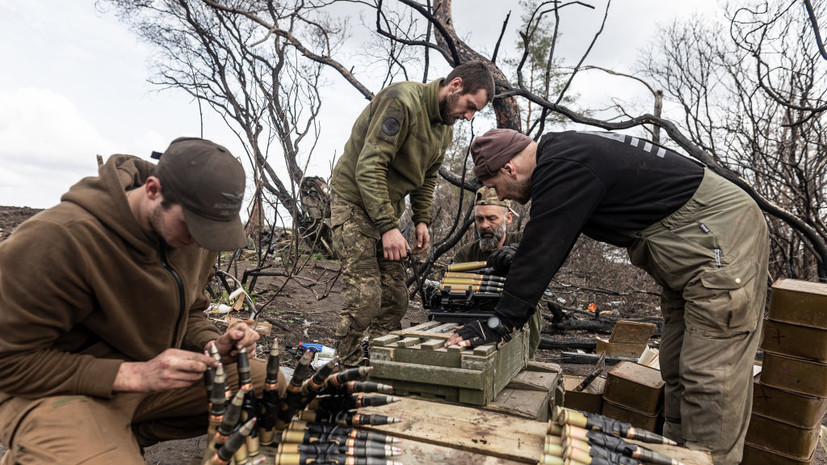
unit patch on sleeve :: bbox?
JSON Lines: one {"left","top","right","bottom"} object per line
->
{"left": 382, "top": 117, "right": 401, "bottom": 137}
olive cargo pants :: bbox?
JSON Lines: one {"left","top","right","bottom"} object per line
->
{"left": 0, "top": 359, "right": 269, "bottom": 465}
{"left": 330, "top": 195, "right": 409, "bottom": 367}
{"left": 628, "top": 169, "right": 769, "bottom": 465}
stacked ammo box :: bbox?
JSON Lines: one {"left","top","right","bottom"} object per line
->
{"left": 743, "top": 279, "right": 827, "bottom": 465}
{"left": 369, "top": 320, "right": 528, "bottom": 405}
{"left": 600, "top": 361, "right": 665, "bottom": 433}
{"left": 562, "top": 374, "right": 605, "bottom": 414}
{"left": 562, "top": 322, "right": 658, "bottom": 420}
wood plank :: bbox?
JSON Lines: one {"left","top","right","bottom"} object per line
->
{"left": 398, "top": 337, "right": 422, "bottom": 348}
{"left": 372, "top": 334, "right": 400, "bottom": 346}
{"left": 391, "top": 435, "right": 527, "bottom": 465}
{"left": 628, "top": 439, "right": 713, "bottom": 465}
{"left": 181, "top": 434, "right": 709, "bottom": 465}
{"left": 390, "top": 330, "right": 464, "bottom": 340}
{"left": 428, "top": 322, "right": 459, "bottom": 333}
{"left": 387, "top": 346, "right": 460, "bottom": 367}
{"left": 356, "top": 397, "right": 713, "bottom": 465}
{"left": 459, "top": 353, "right": 494, "bottom": 371}
{"left": 406, "top": 320, "right": 443, "bottom": 332}
{"left": 473, "top": 345, "right": 496, "bottom": 356}
{"left": 358, "top": 397, "right": 547, "bottom": 463}
{"left": 188, "top": 438, "right": 530, "bottom": 465}
{"left": 371, "top": 360, "right": 485, "bottom": 389}
{"left": 419, "top": 339, "right": 443, "bottom": 351}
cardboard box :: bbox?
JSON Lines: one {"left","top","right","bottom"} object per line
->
{"left": 595, "top": 321, "right": 656, "bottom": 358}
{"left": 595, "top": 338, "right": 647, "bottom": 358}
{"left": 607, "top": 321, "right": 657, "bottom": 343}
{"left": 227, "top": 317, "right": 272, "bottom": 336}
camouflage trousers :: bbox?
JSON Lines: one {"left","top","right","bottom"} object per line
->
{"left": 330, "top": 196, "right": 408, "bottom": 367}
{"left": 628, "top": 169, "right": 769, "bottom": 465}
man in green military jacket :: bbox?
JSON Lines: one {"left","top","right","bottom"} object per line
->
{"left": 453, "top": 187, "right": 543, "bottom": 358}
{"left": 329, "top": 61, "right": 495, "bottom": 366}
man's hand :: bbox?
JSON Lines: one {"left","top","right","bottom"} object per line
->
{"left": 444, "top": 317, "right": 512, "bottom": 348}
{"left": 410, "top": 222, "right": 430, "bottom": 255}
{"left": 381, "top": 228, "right": 410, "bottom": 261}
{"left": 113, "top": 348, "right": 215, "bottom": 393}
{"left": 487, "top": 243, "right": 519, "bottom": 275}
{"left": 211, "top": 323, "right": 260, "bottom": 364}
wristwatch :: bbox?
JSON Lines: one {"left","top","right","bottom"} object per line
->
{"left": 487, "top": 316, "right": 512, "bottom": 342}
{"left": 487, "top": 315, "right": 502, "bottom": 330}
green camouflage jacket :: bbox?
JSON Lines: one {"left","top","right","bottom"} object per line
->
{"left": 330, "top": 79, "right": 453, "bottom": 233}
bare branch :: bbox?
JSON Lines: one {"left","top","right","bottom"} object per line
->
{"left": 491, "top": 10, "right": 511, "bottom": 64}
{"left": 202, "top": 0, "right": 375, "bottom": 99}
{"left": 803, "top": 0, "right": 827, "bottom": 59}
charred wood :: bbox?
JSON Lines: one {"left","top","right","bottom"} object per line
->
{"left": 539, "top": 336, "right": 597, "bottom": 351}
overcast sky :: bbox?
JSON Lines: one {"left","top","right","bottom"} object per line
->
{"left": 0, "top": 0, "right": 720, "bottom": 209}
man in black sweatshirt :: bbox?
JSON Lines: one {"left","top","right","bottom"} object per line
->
{"left": 446, "top": 128, "right": 769, "bottom": 465}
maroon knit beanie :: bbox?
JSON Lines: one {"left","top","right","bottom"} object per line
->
{"left": 471, "top": 129, "right": 533, "bottom": 181}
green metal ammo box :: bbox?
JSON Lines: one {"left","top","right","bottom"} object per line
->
{"left": 368, "top": 321, "right": 529, "bottom": 406}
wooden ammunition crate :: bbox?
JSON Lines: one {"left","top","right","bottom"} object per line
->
{"left": 488, "top": 362, "right": 561, "bottom": 421}
{"left": 369, "top": 321, "right": 528, "bottom": 406}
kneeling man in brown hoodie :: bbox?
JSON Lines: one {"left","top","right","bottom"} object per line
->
{"left": 0, "top": 137, "right": 271, "bottom": 464}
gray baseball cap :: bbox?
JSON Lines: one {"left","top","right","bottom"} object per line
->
{"left": 155, "top": 137, "right": 246, "bottom": 251}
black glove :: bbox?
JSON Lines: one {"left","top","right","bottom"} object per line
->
{"left": 487, "top": 243, "right": 518, "bottom": 276}
{"left": 456, "top": 316, "right": 513, "bottom": 348}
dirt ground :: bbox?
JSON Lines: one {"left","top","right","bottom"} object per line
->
{"left": 0, "top": 205, "right": 824, "bottom": 464}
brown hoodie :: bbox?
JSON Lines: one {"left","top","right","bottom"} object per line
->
{"left": 0, "top": 155, "right": 221, "bottom": 400}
